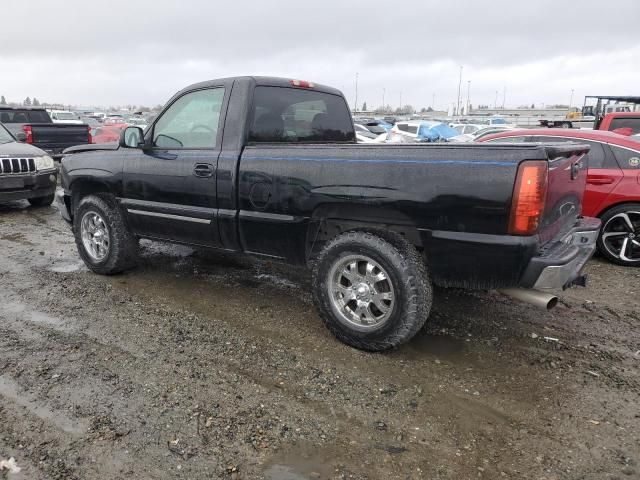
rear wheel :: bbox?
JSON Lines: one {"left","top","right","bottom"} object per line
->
{"left": 597, "top": 203, "right": 640, "bottom": 266}
{"left": 73, "top": 194, "right": 138, "bottom": 274}
{"left": 28, "top": 194, "right": 54, "bottom": 207}
{"left": 312, "top": 231, "right": 432, "bottom": 351}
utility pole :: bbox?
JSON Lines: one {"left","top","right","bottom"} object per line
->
{"left": 466, "top": 81, "right": 471, "bottom": 115}
{"left": 456, "top": 65, "right": 463, "bottom": 116}
{"left": 354, "top": 72, "right": 359, "bottom": 115}
{"left": 569, "top": 89, "right": 574, "bottom": 109}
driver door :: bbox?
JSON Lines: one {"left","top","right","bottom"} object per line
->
{"left": 123, "top": 87, "right": 226, "bottom": 247}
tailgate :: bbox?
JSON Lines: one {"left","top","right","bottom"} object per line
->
{"left": 30, "top": 123, "right": 89, "bottom": 149}
{"left": 538, "top": 143, "right": 590, "bottom": 244}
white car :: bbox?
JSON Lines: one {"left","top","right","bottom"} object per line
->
{"left": 450, "top": 123, "right": 484, "bottom": 135}
{"left": 49, "top": 110, "right": 83, "bottom": 124}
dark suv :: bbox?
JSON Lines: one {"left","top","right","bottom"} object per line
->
{"left": 0, "top": 122, "right": 57, "bottom": 206}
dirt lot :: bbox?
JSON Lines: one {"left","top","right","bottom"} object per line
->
{"left": 0, "top": 198, "right": 638, "bottom": 480}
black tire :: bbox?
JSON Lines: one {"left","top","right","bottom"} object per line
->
{"left": 312, "top": 231, "right": 432, "bottom": 351}
{"left": 597, "top": 203, "right": 640, "bottom": 267}
{"left": 28, "top": 194, "right": 54, "bottom": 207}
{"left": 73, "top": 194, "right": 138, "bottom": 274}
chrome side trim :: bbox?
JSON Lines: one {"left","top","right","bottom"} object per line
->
{"left": 127, "top": 209, "right": 212, "bottom": 224}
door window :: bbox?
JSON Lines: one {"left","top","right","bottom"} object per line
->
{"left": 153, "top": 88, "right": 225, "bottom": 149}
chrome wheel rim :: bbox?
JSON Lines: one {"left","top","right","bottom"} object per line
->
{"left": 602, "top": 211, "right": 640, "bottom": 263}
{"left": 328, "top": 255, "right": 395, "bottom": 331}
{"left": 80, "top": 211, "right": 110, "bottom": 261}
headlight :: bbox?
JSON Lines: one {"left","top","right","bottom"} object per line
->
{"left": 35, "top": 155, "right": 55, "bottom": 170}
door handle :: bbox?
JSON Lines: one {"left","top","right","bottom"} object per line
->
{"left": 193, "top": 163, "right": 214, "bottom": 178}
{"left": 586, "top": 177, "right": 615, "bottom": 185}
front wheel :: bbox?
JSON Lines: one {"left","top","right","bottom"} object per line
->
{"left": 312, "top": 231, "right": 432, "bottom": 351}
{"left": 597, "top": 204, "right": 640, "bottom": 266}
{"left": 73, "top": 194, "right": 138, "bottom": 274}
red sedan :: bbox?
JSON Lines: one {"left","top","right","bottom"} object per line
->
{"left": 90, "top": 125, "right": 124, "bottom": 144}
{"left": 479, "top": 129, "right": 640, "bottom": 266}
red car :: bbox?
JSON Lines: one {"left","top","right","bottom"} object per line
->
{"left": 479, "top": 129, "right": 640, "bottom": 266}
{"left": 90, "top": 125, "right": 124, "bottom": 144}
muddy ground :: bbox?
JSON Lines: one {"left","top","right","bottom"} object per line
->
{"left": 0, "top": 198, "right": 638, "bottom": 480}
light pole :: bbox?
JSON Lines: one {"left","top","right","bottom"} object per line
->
{"left": 466, "top": 81, "right": 471, "bottom": 115}
{"left": 494, "top": 90, "right": 499, "bottom": 109}
{"left": 432, "top": 93, "right": 435, "bottom": 111}
{"left": 382, "top": 88, "right": 385, "bottom": 112}
{"left": 399, "top": 91, "right": 402, "bottom": 112}
{"left": 354, "top": 72, "right": 359, "bottom": 114}
{"left": 569, "top": 89, "right": 574, "bottom": 109}
{"left": 502, "top": 86, "right": 506, "bottom": 109}
{"left": 456, "top": 65, "right": 463, "bottom": 116}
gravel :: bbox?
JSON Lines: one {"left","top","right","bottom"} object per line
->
{"left": 0, "top": 199, "right": 638, "bottom": 479}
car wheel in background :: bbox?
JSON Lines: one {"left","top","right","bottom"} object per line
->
{"left": 597, "top": 203, "right": 640, "bottom": 267}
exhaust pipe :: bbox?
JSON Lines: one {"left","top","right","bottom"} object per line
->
{"left": 498, "top": 288, "right": 558, "bottom": 310}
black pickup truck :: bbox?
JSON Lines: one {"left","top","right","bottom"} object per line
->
{"left": 0, "top": 107, "right": 91, "bottom": 159}
{"left": 56, "top": 76, "right": 600, "bottom": 351}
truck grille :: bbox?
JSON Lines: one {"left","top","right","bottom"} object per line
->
{"left": 0, "top": 158, "right": 36, "bottom": 175}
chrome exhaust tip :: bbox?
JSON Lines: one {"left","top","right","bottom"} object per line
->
{"left": 498, "top": 288, "right": 559, "bottom": 310}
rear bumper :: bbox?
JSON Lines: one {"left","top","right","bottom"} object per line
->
{"left": 0, "top": 170, "right": 58, "bottom": 202}
{"left": 519, "top": 217, "right": 601, "bottom": 290}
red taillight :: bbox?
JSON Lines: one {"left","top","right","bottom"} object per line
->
{"left": 22, "top": 125, "right": 33, "bottom": 144}
{"left": 87, "top": 125, "right": 93, "bottom": 144}
{"left": 508, "top": 160, "right": 548, "bottom": 235}
{"left": 290, "top": 79, "right": 315, "bottom": 88}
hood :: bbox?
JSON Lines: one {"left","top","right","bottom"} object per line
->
{"left": 63, "top": 142, "right": 120, "bottom": 154}
{"left": 0, "top": 140, "right": 48, "bottom": 157}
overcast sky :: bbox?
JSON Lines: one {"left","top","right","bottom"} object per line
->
{"left": 1, "top": 0, "right": 638, "bottom": 110}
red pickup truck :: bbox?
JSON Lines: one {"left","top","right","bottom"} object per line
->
{"left": 599, "top": 111, "right": 640, "bottom": 136}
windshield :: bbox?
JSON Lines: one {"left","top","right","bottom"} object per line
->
{"left": 0, "top": 124, "right": 14, "bottom": 143}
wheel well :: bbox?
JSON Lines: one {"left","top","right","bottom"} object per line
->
{"left": 595, "top": 201, "right": 640, "bottom": 219}
{"left": 306, "top": 206, "right": 423, "bottom": 263}
{"left": 69, "top": 179, "right": 113, "bottom": 219}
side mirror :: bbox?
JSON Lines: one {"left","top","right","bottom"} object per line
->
{"left": 120, "top": 126, "right": 145, "bottom": 148}
{"left": 15, "top": 132, "right": 27, "bottom": 142}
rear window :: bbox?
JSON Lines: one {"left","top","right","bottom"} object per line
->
{"left": 248, "top": 86, "right": 354, "bottom": 143}
{"left": 0, "top": 110, "right": 50, "bottom": 123}
{"left": 530, "top": 136, "right": 618, "bottom": 169}
{"left": 610, "top": 145, "right": 640, "bottom": 169}
{"left": 609, "top": 117, "right": 640, "bottom": 135}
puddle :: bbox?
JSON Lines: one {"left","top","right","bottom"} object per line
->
{"left": 263, "top": 447, "right": 335, "bottom": 480}
{"left": 264, "top": 464, "right": 314, "bottom": 480}
{"left": 402, "top": 334, "right": 468, "bottom": 362}
{"left": 255, "top": 273, "right": 299, "bottom": 289}
{"left": 49, "top": 261, "right": 86, "bottom": 273}
{"left": 0, "top": 232, "right": 35, "bottom": 246}
{"left": 0, "top": 302, "right": 66, "bottom": 328}
{"left": 0, "top": 375, "right": 87, "bottom": 435}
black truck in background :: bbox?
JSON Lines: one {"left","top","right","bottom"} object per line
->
{"left": 0, "top": 107, "right": 91, "bottom": 159}
{"left": 56, "top": 76, "right": 600, "bottom": 351}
